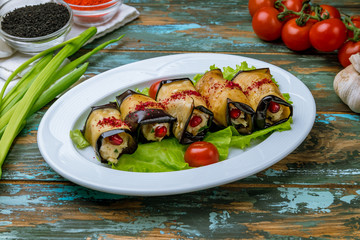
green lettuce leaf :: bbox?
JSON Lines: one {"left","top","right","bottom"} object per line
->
{"left": 134, "top": 87, "right": 150, "bottom": 96}
{"left": 112, "top": 138, "right": 190, "bottom": 172}
{"left": 112, "top": 127, "right": 234, "bottom": 172}
{"left": 204, "top": 127, "right": 233, "bottom": 160}
{"left": 230, "top": 119, "right": 292, "bottom": 149}
{"left": 193, "top": 62, "right": 256, "bottom": 84}
{"left": 70, "top": 129, "right": 90, "bottom": 149}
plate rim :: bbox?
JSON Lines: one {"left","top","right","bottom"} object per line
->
{"left": 37, "top": 53, "right": 316, "bottom": 196}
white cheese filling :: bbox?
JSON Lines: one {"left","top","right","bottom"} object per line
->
{"left": 266, "top": 105, "right": 284, "bottom": 124}
{"left": 229, "top": 105, "right": 248, "bottom": 127}
{"left": 186, "top": 109, "right": 210, "bottom": 136}
{"left": 99, "top": 133, "right": 129, "bottom": 164}
{"left": 141, "top": 123, "right": 170, "bottom": 142}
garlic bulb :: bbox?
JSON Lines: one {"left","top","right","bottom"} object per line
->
{"left": 334, "top": 53, "right": 360, "bottom": 113}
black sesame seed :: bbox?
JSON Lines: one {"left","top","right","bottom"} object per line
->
{"left": 1, "top": 3, "right": 70, "bottom": 38}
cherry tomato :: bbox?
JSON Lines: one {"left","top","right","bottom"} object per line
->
{"left": 309, "top": 18, "right": 347, "bottom": 52}
{"left": 149, "top": 80, "right": 161, "bottom": 99}
{"left": 351, "top": 15, "right": 360, "bottom": 22}
{"left": 184, "top": 141, "right": 219, "bottom": 167}
{"left": 278, "top": 0, "right": 303, "bottom": 12}
{"left": 248, "top": 0, "right": 275, "bottom": 17}
{"left": 338, "top": 41, "right": 360, "bottom": 68}
{"left": 277, "top": 0, "right": 303, "bottom": 21}
{"left": 281, "top": 18, "right": 314, "bottom": 51}
{"left": 252, "top": 7, "right": 284, "bottom": 41}
{"left": 319, "top": 5, "right": 341, "bottom": 19}
{"left": 347, "top": 20, "right": 360, "bottom": 39}
{"left": 108, "top": 134, "right": 123, "bottom": 145}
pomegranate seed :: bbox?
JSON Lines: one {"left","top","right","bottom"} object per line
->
{"left": 189, "top": 115, "right": 203, "bottom": 127}
{"left": 155, "top": 126, "right": 167, "bottom": 138}
{"left": 230, "top": 108, "right": 241, "bottom": 119}
{"left": 268, "top": 101, "right": 280, "bottom": 113}
{"left": 108, "top": 134, "right": 123, "bottom": 145}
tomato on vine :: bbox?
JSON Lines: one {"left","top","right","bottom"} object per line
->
{"left": 277, "top": 0, "right": 304, "bottom": 21}
{"left": 338, "top": 41, "right": 360, "bottom": 68}
{"left": 310, "top": 5, "right": 341, "bottom": 19}
{"left": 319, "top": 5, "right": 341, "bottom": 19}
{"left": 248, "top": 0, "right": 275, "bottom": 17}
{"left": 347, "top": 17, "right": 360, "bottom": 39}
{"left": 281, "top": 18, "right": 314, "bottom": 51}
{"left": 252, "top": 7, "right": 284, "bottom": 41}
{"left": 309, "top": 18, "right": 347, "bottom": 52}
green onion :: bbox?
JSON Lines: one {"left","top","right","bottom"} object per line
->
{"left": 0, "top": 54, "right": 53, "bottom": 115}
{"left": 0, "top": 27, "right": 126, "bottom": 178}
{"left": 0, "top": 27, "right": 98, "bottom": 177}
{"left": 0, "top": 63, "right": 89, "bottom": 138}
{"left": 0, "top": 35, "right": 84, "bottom": 106}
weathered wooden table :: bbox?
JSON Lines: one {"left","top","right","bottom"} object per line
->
{"left": 1, "top": 0, "right": 360, "bottom": 238}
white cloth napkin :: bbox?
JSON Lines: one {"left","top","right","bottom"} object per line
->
{"left": 0, "top": 3, "right": 139, "bottom": 93}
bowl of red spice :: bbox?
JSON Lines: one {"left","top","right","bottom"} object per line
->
{"left": 0, "top": 0, "right": 72, "bottom": 55}
{"left": 63, "top": 0, "right": 122, "bottom": 27}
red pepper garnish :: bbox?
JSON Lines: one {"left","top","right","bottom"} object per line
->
{"left": 97, "top": 116, "right": 126, "bottom": 128}
{"left": 134, "top": 101, "right": 164, "bottom": 111}
{"left": 243, "top": 78, "right": 273, "bottom": 95}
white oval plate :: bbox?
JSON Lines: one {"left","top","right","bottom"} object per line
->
{"left": 37, "top": 53, "right": 316, "bottom": 196}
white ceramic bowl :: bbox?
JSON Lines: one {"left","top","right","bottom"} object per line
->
{"left": 65, "top": 0, "right": 122, "bottom": 27}
{"left": 0, "top": 0, "right": 72, "bottom": 55}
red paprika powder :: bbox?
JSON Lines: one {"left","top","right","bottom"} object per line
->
{"left": 64, "top": 0, "right": 112, "bottom": 5}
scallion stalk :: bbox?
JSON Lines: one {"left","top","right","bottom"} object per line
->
{"left": 0, "top": 54, "right": 53, "bottom": 115}
{"left": 0, "top": 27, "right": 97, "bottom": 177}
{"left": 0, "top": 35, "right": 84, "bottom": 106}
{"left": 0, "top": 63, "right": 89, "bottom": 138}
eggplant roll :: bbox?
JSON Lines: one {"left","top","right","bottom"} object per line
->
{"left": 155, "top": 78, "right": 213, "bottom": 144}
{"left": 231, "top": 68, "right": 293, "bottom": 129}
{"left": 195, "top": 69, "right": 255, "bottom": 135}
{"left": 116, "top": 89, "right": 176, "bottom": 142}
{"left": 83, "top": 102, "right": 137, "bottom": 164}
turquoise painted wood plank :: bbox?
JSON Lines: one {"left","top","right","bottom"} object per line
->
{"left": 1, "top": 182, "right": 360, "bottom": 239}
{"left": 79, "top": 0, "right": 360, "bottom": 54}
{"left": 2, "top": 113, "right": 359, "bottom": 187}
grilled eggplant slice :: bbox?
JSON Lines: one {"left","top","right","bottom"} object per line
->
{"left": 83, "top": 102, "right": 137, "bottom": 164}
{"left": 156, "top": 78, "right": 213, "bottom": 144}
{"left": 116, "top": 89, "right": 176, "bottom": 142}
{"left": 195, "top": 69, "right": 255, "bottom": 135}
{"left": 231, "top": 68, "right": 293, "bottom": 129}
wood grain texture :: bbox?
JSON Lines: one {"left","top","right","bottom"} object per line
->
{"left": 1, "top": 183, "right": 360, "bottom": 239}
{"left": 1, "top": 0, "right": 360, "bottom": 239}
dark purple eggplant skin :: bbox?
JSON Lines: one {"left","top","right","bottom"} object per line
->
{"left": 180, "top": 105, "right": 214, "bottom": 144}
{"left": 154, "top": 78, "right": 214, "bottom": 144}
{"left": 83, "top": 102, "right": 137, "bottom": 164}
{"left": 115, "top": 89, "right": 176, "bottom": 142}
{"left": 226, "top": 99, "right": 255, "bottom": 135}
{"left": 115, "top": 89, "right": 137, "bottom": 107}
{"left": 231, "top": 68, "right": 270, "bottom": 80}
{"left": 95, "top": 129, "right": 138, "bottom": 164}
{"left": 255, "top": 95, "right": 293, "bottom": 129}
{"left": 116, "top": 89, "right": 176, "bottom": 127}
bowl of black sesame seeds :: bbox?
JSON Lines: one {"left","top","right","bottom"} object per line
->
{"left": 0, "top": 0, "right": 73, "bottom": 55}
